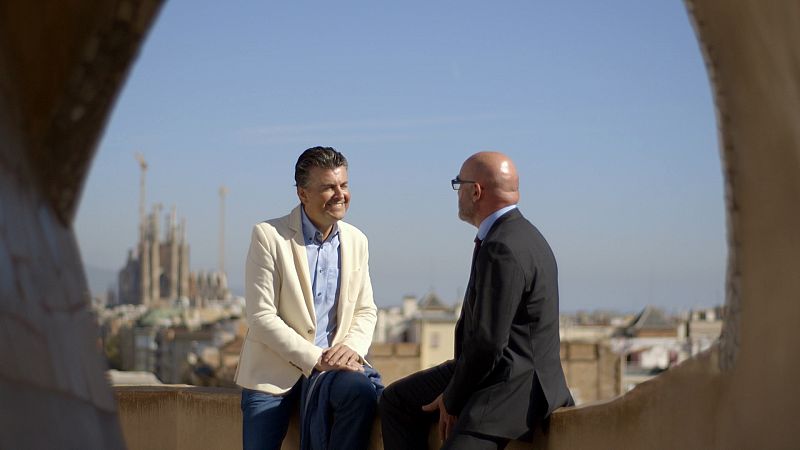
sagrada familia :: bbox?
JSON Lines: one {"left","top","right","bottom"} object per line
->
{"left": 117, "top": 204, "right": 228, "bottom": 306}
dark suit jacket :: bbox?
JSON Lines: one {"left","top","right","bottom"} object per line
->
{"left": 442, "top": 208, "right": 573, "bottom": 439}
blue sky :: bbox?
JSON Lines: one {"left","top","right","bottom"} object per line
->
{"left": 75, "top": 1, "right": 725, "bottom": 312}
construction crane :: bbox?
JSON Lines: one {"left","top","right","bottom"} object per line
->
{"left": 219, "top": 185, "right": 229, "bottom": 274}
{"left": 134, "top": 152, "right": 147, "bottom": 243}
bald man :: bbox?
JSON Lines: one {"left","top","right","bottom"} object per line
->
{"left": 380, "top": 152, "right": 574, "bottom": 450}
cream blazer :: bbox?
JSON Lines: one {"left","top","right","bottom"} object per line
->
{"left": 234, "top": 205, "right": 377, "bottom": 394}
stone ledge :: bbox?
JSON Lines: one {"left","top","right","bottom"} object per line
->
{"left": 115, "top": 348, "right": 724, "bottom": 449}
{"left": 115, "top": 384, "right": 540, "bottom": 449}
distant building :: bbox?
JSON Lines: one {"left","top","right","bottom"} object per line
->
{"left": 685, "top": 306, "right": 724, "bottom": 356}
{"left": 560, "top": 341, "right": 622, "bottom": 405}
{"left": 216, "top": 320, "right": 249, "bottom": 387}
{"left": 618, "top": 306, "right": 679, "bottom": 338}
{"left": 373, "top": 292, "right": 460, "bottom": 369}
{"left": 189, "top": 270, "right": 230, "bottom": 307}
{"left": 118, "top": 205, "right": 190, "bottom": 306}
{"left": 374, "top": 295, "right": 419, "bottom": 343}
{"left": 558, "top": 311, "right": 625, "bottom": 404}
{"left": 370, "top": 292, "right": 460, "bottom": 381}
{"left": 118, "top": 323, "right": 158, "bottom": 373}
{"left": 370, "top": 335, "right": 623, "bottom": 405}
{"left": 560, "top": 305, "right": 725, "bottom": 395}
{"left": 411, "top": 293, "right": 460, "bottom": 369}
{"left": 368, "top": 342, "right": 423, "bottom": 385}
{"left": 117, "top": 204, "right": 229, "bottom": 306}
{"left": 116, "top": 305, "right": 239, "bottom": 384}
{"left": 610, "top": 306, "right": 687, "bottom": 392}
{"left": 117, "top": 249, "right": 141, "bottom": 306}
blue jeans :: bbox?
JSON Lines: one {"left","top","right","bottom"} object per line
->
{"left": 241, "top": 380, "right": 302, "bottom": 450}
{"left": 241, "top": 371, "right": 378, "bottom": 450}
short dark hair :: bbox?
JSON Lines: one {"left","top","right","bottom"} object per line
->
{"left": 294, "top": 147, "right": 348, "bottom": 187}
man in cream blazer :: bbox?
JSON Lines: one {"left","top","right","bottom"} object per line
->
{"left": 236, "top": 147, "right": 378, "bottom": 450}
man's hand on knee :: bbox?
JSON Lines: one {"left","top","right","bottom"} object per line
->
{"left": 317, "top": 344, "right": 363, "bottom": 372}
{"left": 422, "top": 394, "right": 457, "bottom": 443}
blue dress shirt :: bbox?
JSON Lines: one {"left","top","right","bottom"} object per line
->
{"left": 300, "top": 207, "right": 341, "bottom": 348}
{"left": 477, "top": 204, "right": 518, "bottom": 241}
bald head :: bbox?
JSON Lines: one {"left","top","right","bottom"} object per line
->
{"left": 463, "top": 152, "right": 519, "bottom": 202}
{"left": 456, "top": 151, "right": 520, "bottom": 226}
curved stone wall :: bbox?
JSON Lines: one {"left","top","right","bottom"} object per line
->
{"left": 0, "top": 1, "right": 162, "bottom": 448}
{"left": 542, "top": 2, "right": 800, "bottom": 448}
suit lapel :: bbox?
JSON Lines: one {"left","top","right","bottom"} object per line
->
{"left": 466, "top": 240, "right": 481, "bottom": 309}
{"left": 456, "top": 246, "right": 479, "bottom": 358}
{"left": 467, "top": 209, "right": 521, "bottom": 306}
{"left": 458, "top": 208, "right": 522, "bottom": 348}
{"left": 335, "top": 223, "right": 350, "bottom": 332}
{"left": 288, "top": 206, "right": 317, "bottom": 326}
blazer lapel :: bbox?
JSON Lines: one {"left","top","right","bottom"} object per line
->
{"left": 335, "top": 223, "right": 350, "bottom": 331}
{"left": 466, "top": 239, "right": 481, "bottom": 309}
{"left": 288, "top": 206, "right": 317, "bottom": 326}
{"left": 458, "top": 209, "right": 521, "bottom": 351}
{"left": 466, "top": 208, "right": 521, "bottom": 310}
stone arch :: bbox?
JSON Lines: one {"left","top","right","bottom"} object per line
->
{"left": 0, "top": 1, "right": 797, "bottom": 448}
{"left": 540, "top": 3, "right": 800, "bottom": 449}
{"left": 0, "top": 2, "right": 163, "bottom": 448}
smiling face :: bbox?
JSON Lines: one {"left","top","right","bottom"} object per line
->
{"left": 297, "top": 165, "right": 350, "bottom": 236}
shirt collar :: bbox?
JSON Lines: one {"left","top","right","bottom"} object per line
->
{"left": 477, "top": 204, "right": 517, "bottom": 241}
{"left": 300, "top": 206, "right": 339, "bottom": 244}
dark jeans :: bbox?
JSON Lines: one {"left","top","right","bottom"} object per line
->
{"left": 241, "top": 371, "right": 377, "bottom": 450}
{"left": 241, "top": 381, "right": 301, "bottom": 450}
{"left": 379, "top": 362, "right": 509, "bottom": 450}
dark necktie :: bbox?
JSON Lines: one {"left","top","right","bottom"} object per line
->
{"left": 465, "top": 237, "right": 483, "bottom": 310}
{"left": 471, "top": 237, "right": 482, "bottom": 269}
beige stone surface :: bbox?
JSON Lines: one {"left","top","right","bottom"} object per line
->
{"left": 564, "top": 341, "right": 598, "bottom": 361}
{"left": 117, "top": 386, "right": 242, "bottom": 450}
{"left": 369, "top": 342, "right": 423, "bottom": 385}
{"left": 117, "top": 385, "right": 390, "bottom": 450}
{"left": 419, "top": 321, "right": 456, "bottom": 369}
{"left": 115, "top": 385, "right": 537, "bottom": 450}
{"left": 560, "top": 341, "right": 622, "bottom": 405}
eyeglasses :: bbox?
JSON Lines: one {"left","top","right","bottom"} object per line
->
{"left": 451, "top": 176, "right": 477, "bottom": 191}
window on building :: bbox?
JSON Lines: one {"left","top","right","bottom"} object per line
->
{"left": 430, "top": 332, "right": 440, "bottom": 349}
